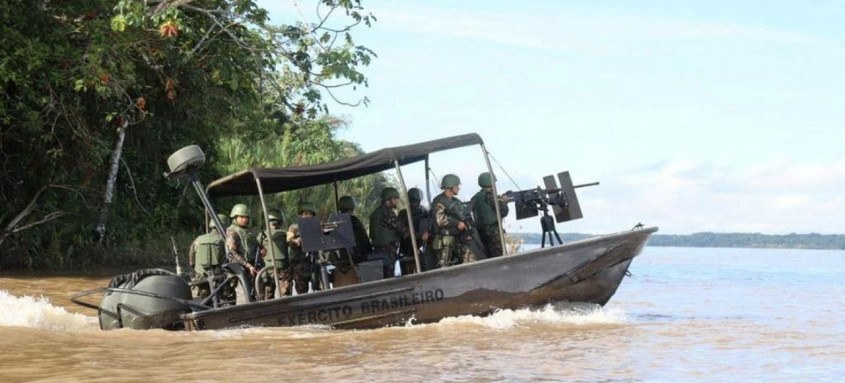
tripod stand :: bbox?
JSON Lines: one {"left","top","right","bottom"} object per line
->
{"left": 539, "top": 205, "right": 563, "bottom": 248}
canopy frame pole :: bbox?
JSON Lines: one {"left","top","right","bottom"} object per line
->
{"left": 394, "top": 160, "right": 422, "bottom": 273}
{"left": 254, "top": 176, "right": 281, "bottom": 298}
{"left": 333, "top": 181, "right": 340, "bottom": 211}
{"left": 480, "top": 144, "right": 508, "bottom": 256}
{"left": 188, "top": 168, "right": 226, "bottom": 238}
{"left": 424, "top": 156, "right": 432, "bottom": 206}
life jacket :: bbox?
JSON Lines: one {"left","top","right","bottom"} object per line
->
{"left": 227, "top": 223, "right": 259, "bottom": 260}
{"left": 194, "top": 232, "right": 224, "bottom": 273}
{"left": 262, "top": 228, "right": 289, "bottom": 269}
{"left": 369, "top": 205, "right": 400, "bottom": 248}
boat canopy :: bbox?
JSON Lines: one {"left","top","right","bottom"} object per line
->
{"left": 206, "top": 133, "right": 484, "bottom": 197}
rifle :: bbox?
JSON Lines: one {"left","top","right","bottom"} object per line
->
{"left": 460, "top": 205, "right": 487, "bottom": 261}
{"left": 253, "top": 244, "right": 263, "bottom": 271}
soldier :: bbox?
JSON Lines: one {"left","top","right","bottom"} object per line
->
{"left": 398, "top": 187, "right": 433, "bottom": 271}
{"left": 471, "top": 172, "right": 510, "bottom": 258}
{"left": 432, "top": 174, "right": 477, "bottom": 267}
{"left": 369, "top": 187, "right": 409, "bottom": 277}
{"left": 338, "top": 195, "right": 373, "bottom": 262}
{"left": 226, "top": 204, "right": 259, "bottom": 274}
{"left": 258, "top": 208, "right": 290, "bottom": 299}
{"left": 226, "top": 203, "right": 258, "bottom": 303}
{"left": 188, "top": 213, "right": 228, "bottom": 299}
{"left": 287, "top": 201, "right": 318, "bottom": 294}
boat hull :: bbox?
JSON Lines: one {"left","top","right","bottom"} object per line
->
{"left": 183, "top": 227, "right": 657, "bottom": 330}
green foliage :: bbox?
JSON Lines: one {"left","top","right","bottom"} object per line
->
{"left": 214, "top": 116, "right": 392, "bottom": 229}
{"left": 0, "top": 1, "right": 376, "bottom": 269}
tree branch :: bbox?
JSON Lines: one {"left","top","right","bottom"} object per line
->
{"left": 0, "top": 185, "right": 66, "bottom": 247}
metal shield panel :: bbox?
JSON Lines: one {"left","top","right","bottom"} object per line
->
{"left": 543, "top": 175, "right": 564, "bottom": 219}
{"left": 556, "top": 171, "right": 583, "bottom": 222}
{"left": 299, "top": 213, "right": 355, "bottom": 252}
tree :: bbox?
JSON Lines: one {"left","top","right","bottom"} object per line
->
{"left": 0, "top": 0, "right": 376, "bottom": 268}
{"left": 215, "top": 116, "right": 391, "bottom": 225}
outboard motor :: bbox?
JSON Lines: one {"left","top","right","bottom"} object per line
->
{"left": 99, "top": 269, "right": 192, "bottom": 330}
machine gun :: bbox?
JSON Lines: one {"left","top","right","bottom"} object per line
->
{"left": 502, "top": 172, "right": 598, "bottom": 248}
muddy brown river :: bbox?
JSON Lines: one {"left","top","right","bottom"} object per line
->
{"left": 2, "top": 247, "right": 843, "bottom": 382}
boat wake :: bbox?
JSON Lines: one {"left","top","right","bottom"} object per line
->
{"left": 432, "top": 303, "right": 628, "bottom": 329}
{"left": 0, "top": 288, "right": 627, "bottom": 334}
{"left": 0, "top": 289, "right": 98, "bottom": 332}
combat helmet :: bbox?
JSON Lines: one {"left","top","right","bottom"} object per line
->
{"left": 407, "top": 187, "right": 423, "bottom": 202}
{"left": 267, "top": 208, "right": 283, "bottom": 222}
{"left": 441, "top": 174, "right": 461, "bottom": 189}
{"left": 338, "top": 196, "right": 356, "bottom": 211}
{"left": 298, "top": 201, "right": 317, "bottom": 215}
{"left": 230, "top": 203, "right": 250, "bottom": 218}
{"left": 478, "top": 172, "right": 495, "bottom": 187}
{"left": 209, "top": 213, "right": 229, "bottom": 228}
{"left": 380, "top": 187, "right": 400, "bottom": 201}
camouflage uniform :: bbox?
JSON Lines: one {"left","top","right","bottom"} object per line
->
{"left": 349, "top": 214, "right": 373, "bottom": 262}
{"left": 286, "top": 223, "right": 312, "bottom": 294}
{"left": 187, "top": 229, "right": 224, "bottom": 298}
{"left": 339, "top": 196, "right": 374, "bottom": 262}
{"left": 226, "top": 204, "right": 258, "bottom": 303}
{"left": 432, "top": 193, "right": 476, "bottom": 267}
{"left": 471, "top": 189, "right": 509, "bottom": 258}
{"left": 398, "top": 204, "right": 431, "bottom": 256}
{"left": 226, "top": 223, "right": 258, "bottom": 267}
{"left": 188, "top": 214, "right": 230, "bottom": 302}
{"left": 398, "top": 202, "right": 434, "bottom": 272}
{"left": 368, "top": 203, "right": 409, "bottom": 265}
{"left": 258, "top": 223, "right": 290, "bottom": 299}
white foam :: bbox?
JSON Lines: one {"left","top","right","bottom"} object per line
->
{"left": 0, "top": 289, "right": 98, "bottom": 332}
{"left": 435, "top": 303, "right": 628, "bottom": 329}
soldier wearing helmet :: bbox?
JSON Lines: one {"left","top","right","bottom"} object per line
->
{"left": 471, "top": 172, "right": 510, "bottom": 258}
{"left": 286, "top": 200, "right": 318, "bottom": 294}
{"left": 432, "top": 174, "right": 477, "bottom": 267}
{"left": 257, "top": 208, "right": 291, "bottom": 299}
{"left": 398, "top": 187, "right": 433, "bottom": 270}
{"left": 188, "top": 213, "right": 229, "bottom": 298}
{"left": 338, "top": 195, "right": 373, "bottom": 261}
{"left": 369, "top": 187, "right": 410, "bottom": 277}
{"left": 225, "top": 203, "right": 258, "bottom": 276}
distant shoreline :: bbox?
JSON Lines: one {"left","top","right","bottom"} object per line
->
{"left": 509, "top": 232, "right": 845, "bottom": 250}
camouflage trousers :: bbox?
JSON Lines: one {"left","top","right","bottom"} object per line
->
{"left": 192, "top": 267, "right": 225, "bottom": 299}
{"left": 479, "top": 225, "right": 505, "bottom": 258}
{"left": 257, "top": 266, "right": 289, "bottom": 300}
{"left": 290, "top": 261, "right": 313, "bottom": 294}
{"left": 433, "top": 234, "right": 476, "bottom": 268}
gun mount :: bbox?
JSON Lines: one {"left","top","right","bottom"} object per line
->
{"left": 503, "top": 172, "right": 598, "bottom": 247}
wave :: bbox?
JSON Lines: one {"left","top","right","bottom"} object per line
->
{"left": 0, "top": 288, "right": 626, "bottom": 335}
{"left": 0, "top": 289, "right": 98, "bottom": 332}
{"left": 431, "top": 303, "right": 628, "bottom": 329}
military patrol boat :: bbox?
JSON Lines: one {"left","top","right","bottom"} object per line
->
{"left": 72, "top": 133, "right": 657, "bottom": 330}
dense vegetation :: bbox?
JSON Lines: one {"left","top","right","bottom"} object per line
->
{"left": 510, "top": 232, "right": 845, "bottom": 250}
{"left": 1, "top": 1, "right": 387, "bottom": 269}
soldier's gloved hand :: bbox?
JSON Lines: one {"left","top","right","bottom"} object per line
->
{"left": 457, "top": 221, "right": 467, "bottom": 231}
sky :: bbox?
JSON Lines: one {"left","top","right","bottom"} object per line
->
{"left": 260, "top": 1, "right": 845, "bottom": 235}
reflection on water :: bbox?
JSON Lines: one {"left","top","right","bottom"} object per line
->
{"left": 1, "top": 247, "right": 844, "bottom": 382}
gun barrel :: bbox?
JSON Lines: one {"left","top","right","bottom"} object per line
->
{"left": 574, "top": 182, "right": 599, "bottom": 188}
